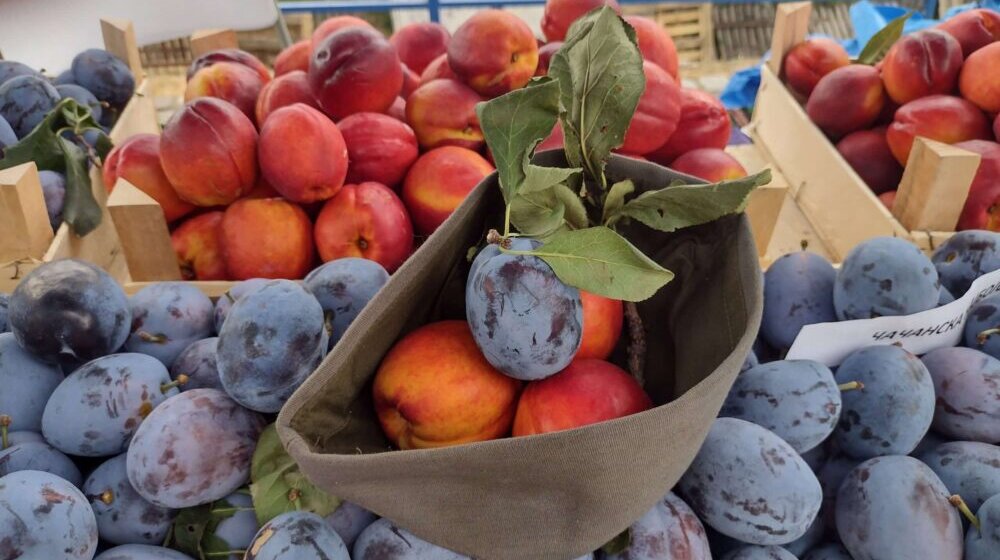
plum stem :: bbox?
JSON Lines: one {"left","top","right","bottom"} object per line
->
{"left": 161, "top": 374, "right": 189, "bottom": 393}
{"left": 800, "top": 239, "right": 809, "bottom": 251}
{"left": 209, "top": 506, "right": 255, "bottom": 515}
{"left": 624, "top": 302, "right": 646, "bottom": 386}
{"left": 99, "top": 490, "right": 114, "bottom": 505}
{"left": 950, "top": 495, "right": 980, "bottom": 530}
{"left": 838, "top": 381, "right": 865, "bottom": 392}
{"left": 0, "top": 414, "right": 10, "bottom": 449}
{"left": 138, "top": 331, "right": 168, "bottom": 344}
{"left": 288, "top": 488, "right": 301, "bottom": 503}
{"left": 204, "top": 551, "right": 246, "bottom": 558}
{"left": 977, "top": 328, "right": 1000, "bottom": 346}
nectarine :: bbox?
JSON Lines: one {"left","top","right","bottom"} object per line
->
{"left": 314, "top": 181, "right": 414, "bottom": 273}
{"left": 390, "top": 22, "right": 450, "bottom": 75}
{"left": 402, "top": 146, "right": 494, "bottom": 235}
{"left": 221, "top": 198, "right": 315, "bottom": 280}
{"left": 447, "top": 10, "right": 539, "bottom": 98}
{"left": 171, "top": 211, "right": 227, "bottom": 280}
{"left": 102, "top": 134, "right": 194, "bottom": 222}
{"left": 782, "top": 38, "right": 850, "bottom": 98}
{"left": 338, "top": 112, "right": 419, "bottom": 188}
{"left": 257, "top": 104, "right": 348, "bottom": 204}
{"left": 577, "top": 292, "right": 623, "bottom": 360}
{"left": 620, "top": 61, "right": 681, "bottom": 156}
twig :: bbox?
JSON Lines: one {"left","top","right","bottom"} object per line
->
{"left": 624, "top": 302, "right": 646, "bottom": 386}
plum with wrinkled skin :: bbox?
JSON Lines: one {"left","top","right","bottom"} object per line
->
{"left": 762, "top": 251, "right": 837, "bottom": 350}
{"left": 325, "top": 501, "right": 378, "bottom": 548}
{"left": 304, "top": 258, "right": 389, "bottom": 349}
{"left": 126, "top": 283, "right": 214, "bottom": 368}
{"left": 0, "top": 470, "right": 98, "bottom": 559}
{"left": 931, "top": 230, "right": 1000, "bottom": 296}
{"left": 0, "top": 74, "right": 61, "bottom": 137}
{"left": 217, "top": 280, "right": 328, "bottom": 412}
{"left": 0, "top": 440, "right": 82, "bottom": 486}
{"left": 833, "top": 345, "right": 935, "bottom": 459}
{"left": 802, "top": 543, "right": 852, "bottom": 560}
{"left": 721, "top": 546, "right": 798, "bottom": 560}
{"left": 126, "top": 389, "right": 265, "bottom": 508}
{"left": 246, "top": 510, "right": 350, "bottom": 560}
{"left": 71, "top": 49, "right": 135, "bottom": 108}
{"left": 833, "top": 236, "right": 940, "bottom": 320}
{"left": 56, "top": 83, "right": 103, "bottom": 123}
{"left": 9, "top": 259, "right": 131, "bottom": 363}
{"left": 213, "top": 278, "right": 269, "bottom": 333}
{"left": 170, "top": 338, "right": 222, "bottom": 391}
{"left": 210, "top": 491, "right": 259, "bottom": 559}
{"left": 966, "top": 493, "right": 1000, "bottom": 560}
{"left": 921, "top": 346, "right": 1000, "bottom": 442}
{"left": 0, "top": 332, "right": 63, "bottom": 432}
{"left": 603, "top": 492, "right": 711, "bottom": 560}
{"left": 38, "top": 170, "right": 65, "bottom": 231}
{"left": 918, "top": 441, "right": 1000, "bottom": 512}
{"left": 96, "top": 545, "right": 195, "bottom": 559}
{"left": 42, "top": 353, "right": 178, "bottom": 457}
{"left": 964, "top": 294, "right": 1000, "bottom": 361}
{"left": 721, "top": 360, "right": 841, "bottom": 453}
{"left": 84, "top": 453, "right": 175, "bottom": 545}
{"left": 678, "top": 418, "right": 822, "bottom": 546}
{"left": 836, "top": 455, "right": 962, "bottom": 560}
{"left": 353, "top": 517, "right": 469, "bottom": 559}
{"left": 466, "top": 241, "right": 582, "bottom": 380}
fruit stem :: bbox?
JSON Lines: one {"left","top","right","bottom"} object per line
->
{"left": 0, "top": 414, "right": 10, "bottom": 449}
{"left": 503, "top": 204, "right": 512, "bottom": 238}
{"left": 838, "top": 381, "right": 865, "bottom": 392}
{"left": 99, "top": 490, "right": 114, "bottom": 505}
{"left": 977, "top": 328, "right": 1000, "bottom": 346}
{"left": 624, "top": 302, "right": 646, "bottom": 387}
{"left": 209, "top": 507, "right": 256, "bottom": 515}
{"left": 204, "top": 551, "right": 246, "bottom": 558}
{"left": 950, "top": 495, "right": 980, "bottom": 530}
{"left": 138, "top": 331, "right": 168, "bottom": 344}
{"left": 161, "top": 374, "right": 189, "bottom": 393}
{"left": 288, "top": 488, "right": 301, "bottom": 503}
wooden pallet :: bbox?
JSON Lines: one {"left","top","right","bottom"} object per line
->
{"left": 623, "top": 3, "right": 715, "bottom": 65}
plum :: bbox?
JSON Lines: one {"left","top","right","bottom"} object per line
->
{"left": 3, "top": 431, "right": 43, "bottom": 446}
{"left": 0, "top": 60, "right": 37, "bottom": 86}
{"left": 0, "top": 74, "right": 60, "bottom": 137}
{"left": 95, "top": 545, "right": 195, "bottom": 559}
{"left": 965, "top": 493, "right": 1000, "bottom": 560}
{"left": 0, "top": 439, "right": 82, "bottom": 486}
{"left": 817, "top": 453, "right": 864, "bottom": 513}
{"left": 911, "top": 429, "right": 949, "bottom": 458}
{"left": 209, "top": 491, "right": 259, "bottom": 559}
{"left": 678, "top": 418, "right": 822, "bottom": 545}
{"left": 56, "top": 83, "right": 103, "bottom": 123}
{"left": 720, "top": 360, "right": 841, "bottom": 453}
{"left": 353, "top": 517, "right": 469, "bottom": 559}
{"left": 53, "top": 69, "right": 76, "bottom": 86}
{"left": 800, "top": 444, "right": 828, "bottom": 472}
{"left": 836, "top": 455, "right": 962, "bottom": 560}
{"left": 466, "top": 239, "right": 582, "bottom": 380}
{"left": 9, "top": 259, "right": 131, "bottom": 363}
{"left": 38, "top": 169, "right": 65, "bottom": 231}
{"left": 720, "top": 546, "right": 797, "bottom": 560}
{"left": 304, "top": 257, "right": 389, "bottom": 349}
{"left": 170, "top": 338, "right": 222, "bottom": 391}
{"left": 802, "top": 543, "right": 852, "bottom": 560}
{"left": 0, "top": 116, "right": 16, "bottom": 155}
{"left": 325, "top": 500, "right": 378, "bottom": 548}
{"left": 741, "top": 349, "right": 759, "bottom": 373}
{"left": 918, "top": 441, "right": 1000, "bottom": 513}
{"left": 833, "top": 236, "right": 940, "bottom": 320}
{"left": 126, "top": 388, "right": 265, "bottom": 508}
{"left": 245, "top": 510, "right": 350, "bottom": 560}
{"left": 127, "top": 283, "right": 215, "bottom": 368}
{"left": 217, "top": 280, "right": 327, "bottom": 413}
{"left": 70, "top": 48, "right": 135, "bottom": 109}
{"left": 931, "top": 230, "right": 1000, "bottom": 296}
{"left": 833, "top": 345, "right": 935, "bottom": 459}
{"left": 41, "top": 353, "right": 178, "bottom": 456}
{"left": 781, "top": 513, "right": 825, "bottom": 557}
{"left": 603, "top": 492, "right": 711, "bottom": 560}
{"left": 762, "top": 251, "right": 837, "bottom": 350}
{"left": 921, "top": 346, "right": 1000, "bottom": 442}
{"left": 213, "top": 278, "right": 269, "bottom": 334}
{"left": 0, "top": 332, "right": 63, "bottom": 432}
{"left": 0, "top": 294, "right": 7, "bottom": 333}
{"left": 83, "top": 453, "right": 175, "bottom": 545}
{"left": 0, "top": 470, "right": 98, "bottom": 559}
{"left": 939, "top": 286, "right": 956, "bottom": 305}
{"left": 964, "top": 293, "right": 1000, "bottom": 360}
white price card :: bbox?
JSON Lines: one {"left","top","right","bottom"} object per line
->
{"left": 786, "top": 268, "right": 1000, "bottom": 366}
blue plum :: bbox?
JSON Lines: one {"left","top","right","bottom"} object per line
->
{"left": 911, "top": 429, "right": 949, "bottom": 458}
{"left": 720, "top": 360, "right": 841, "bottom": 453}
{"left": 38, "top": 169, "right": 65, "bottom": 231}
{"left": 721, "top": 546, "right": 797, "bottom": 560}
{"left": 833, "top": 236, "right": 940, "bottom": 320}
{"left": 939, "top": 285, "right": 956, "bottom": 305}
{"left": 56, "top": 83, "right": 103, "bottom": 123}
{"left": 0, "top": 115, "right": 16, "bottom": 154}
{"left": 762, "top": 251, "right": 837, "bottom": 350}
{"left": 210, "top": 491, "right": 259, "bottom": 560}
{"left": 603, "top": 492, "right": 711, "bottom": 560}
{"left": 84, "top": 453, "right": 175, "bottom": 545}
{"left": 213, "top": 278, "right": 269, "bottom": 333}
{"left": 0, "top": 61, "right": 37, "bottom": 86}
{"left": 802, "top": 543, "right": 852, "bottom": 560}
{"left": 0, "top": 293, "right": 7, "bottom": 333}
{"left": 353, "top": 517, "right": 469, "bottom": 559}
{"left": 816, "top": 453, "right": 863, "bottom": 530}
{"left": 9, "top": 258, "right": 131, "bottom": 363}
{"left": 741, "top": 349, "right": 759, "bottom": 373}
{"left": 54, "top": 69, "right": 76, "bottom": 86}
{"left": 800, "top": 444, "right": 829, "bottom": 472}
{"left": 678, "top": 418, "right": 822, "bottom": 545}
{"left": 833, "top": 345, "right": 935, "bottom": 459}
{"left": 921, "top": 346, "right": 1000, "bottom": 442}
{"left": 126, "top": 389, "right": 265, "bottom": 508}
{"left": 964, "top": 293, "right": 1000, "bottom": 360}
{"left": 95, "top": 545, "right": 195, "bottom": 559}
{"left": 0, "top": 74, "right": 60, "bottom": 137}
{"left": 0, "top": 469, "right": 98, "bottom": 558}
{"left": 3, "top": 431, "right": 43, "bottom": 446}
{"left": 127, "top": 283, "right": 215, "bottom": 368}
{"left": 70, "top": 49, "right": 135, "bottom": 109}
{"left": 466, "top": 240, "right": 582, "bottom": 380}
{"left": 0, "top": 332, "right": 63, "bottom": 432}
{"left": 245, "top": 511, "right": 350, "bottom": 560}
{"left": 41, "top": 353, "right": 178, "bottom": 456}
{"left": 170, "top": 338, "right": 222, "bottom": 391}
{"left": 782, "top": 514, "right": 825, "bottom": 557}
{"left": 931, "top": 229, "right": 1000, "bottom": 296}
{"left": 325, "top": 500, "right": 378, "bottom": 549}
{"left": 303, "top": 257, "right": 389, "bottom": 349}
{"left": 0, "top": 440, "right": 82, "bottom": 486}
{"left": 965, "top": 493, "right": 1000, "bottom": 560}
{"left": 836, "top": 455, "right": 962, "bottom": 560}
{"left": 217, "top": 280, "right": 327, "bottom": 413}
{"left": 918, "top": 441, "right": 1000, "bottom": 513}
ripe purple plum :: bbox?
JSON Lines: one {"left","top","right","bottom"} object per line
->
{"left": 210, "top": 491, "right": 259, "bottom": 559}
{"left": 56, "top": 83, "right": 103, "bottom": 123}
{"left": 0, "top": 74, "right": 60, "bottom": 136}
{"left": 353, "top": 517, "right": 469, "bottom": 559}
{"left": 38, "top": 170, "right": 66, "bottom": 231}
{"left": 918, "top": 441, "right": 1000, "bottom": 512}
{"left": 245, "top": 510, "right": 350, "bottom": 560}
{"left": 170, "top": 338, "right": 222, "bottom": 391}
{"left": 931, "top": 230, "right": 1000, "bottom": 296}
{"left": 83, "top": 453, "right": 175, "bottom": 545}
{"left": 213, "top": 278, "right": 269, "bottom": 333}
{"left": 304, "top": 258, "right": 389, "bottom": 349}
{"left": 833, "top": 236, "right": 940, "bottom": 320}
{"left": 803, "top": 543, "right": 853, "bottom": 560}
{"left": 0, "top": 115, "right": 16, "bottom": 154}
{"left": 762, "top": 251, "right": 837, "bottom": 350}
{"left": 921, "top": 346, "right": 1000, "bottom": 442}
{"left": 721, "top": 546, "right": 797, "bottom": 560}
{"left": 964, "top": 293, "right": 1000, "bottom": 360}
{"left": 0, "top": 61, "right": 38, "bottom": 86}
{"left": 95, "top": 545, "right": 195, "bottom": 559}
{"left": 325, "top": 500, "right": 378, "bottom": 549}
{"left": 0, "top": 470, "right": 98, "bottom": 559}
{"left": 0, "top": 293, "right": 8, "bottom": 333}
{"left": 965, "top": 493, "right": 1000, "bottom": 560}
{"left": 70, "top": 48, "right": 135, "bottom": 109}
{"left": 603, "top": 492, "right": 711, "bottom": 560}
{"left": 127, "top": 283, "right": 215, "bottom": 368}
{"left": 0, "top": 439, "right": 82, "bottom": 486}
{"left": 0, "top": 332, "right": 63, "bottom": 432}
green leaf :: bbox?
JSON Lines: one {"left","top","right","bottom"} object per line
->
{"left": 168, "top": 504, "right": 213, "bottom": 557}
{"left": 549, "top": 6, "right": 645, "bottom": 189}
{"left": 510, "top": 183, "right": 588, "bottom": 239}
{"left": 521, "top": 162, "right": 579, "bottom": 195}
{"left": 602, "top": 179, "right": 635, "bottom": 225}
{"left": 524, "top": 226, "right": 673, "bottom": 301}
{"left": 856, "top": 12, "right": 913, "bottom": 65}
{"left": 58, "top": 137, "right": 102, "bottom": 236}
{"left": 617, "top": 170, "right": 771, "bottom": 233}
{"left": 94, "top": 130, "right": 114, "bottom": 161}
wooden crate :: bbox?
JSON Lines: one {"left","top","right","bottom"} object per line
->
{"left": 622, "top": 3, "right": 715, "bottom": 66}
{"left": 748, "top": 2, "right": 981, "bottom": 263}
{"left": 1, "top": 19, "right": 161, "bottom": 293}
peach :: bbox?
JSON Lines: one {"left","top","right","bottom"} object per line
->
{"left": 419, "top": 53, "right": 458, "bottom": 84}
{"left": 782, "top": 38, "right": 850, "bottom": 98}
{"left": 535, "top": 41, "right": 563, "bottom": 76}
{"left": 309, "top": 26, "right": 403, "bottom": 120}
{"left": 405, "top": 79, "right": 485, "bottom": 151}
{"left": 185, "top": 61, "right": 266, "bottom": 124}
{"left": 670, "top": 148, "right": 747, "bottom": 182}
{"left": 836, "top": 127, "right": 903, "bottom": 194}
{"left": 400, "top": 64, "right": 420, "bottom": 99}
{"left": 512, "top": 359, "right": 651, "bottom": 436}
{"left": 576, "top": 292, "right": 623, "bottom": 360}
{"left": 620, "top": 61, "right": 681, "bottom": 155}
{"left": 258, "top": 104, "right": 348, "bottom": 204}
{"left": 255, "top": 70, "right": 320, "bottom": 125}
{"left": 538, "top": 121, "right": 565, "bottom": 152}
{"left": 310, "top": 15, "right": 373, "bottom": 51}
{"left": 447, "top": 10, "right": 538, "bottom": 98}
{"left": 160, "top": 98, "right": 258, "bottom": 206}
{"left": 806, "top": 64, "right": 886, "bottom": 139}
{"left": 402, "top": 146, "right": 494, "bottom": 235}
{"left": 881, "top": 30, "right": 963, "bottom": 105}
{"left": 186, "top": 48, "right": 270, "bottom": 83}
{"left": 959, "top": 42, "right": 1000, "bottom": 113}
{"left": 541, "top": 0, "right": 621, "bottom": 42}
{"left": 886, "top": 95, "right": 992, "bottom": 164}
{"left": 221, "top": 198, "right": 314, "bottom": 279}
{"left": 373, "top": 320, "right": 521, "bottom": 449}
{"left": 273, "top": 40, "right": 310, "bottom": 76}
{"left": 388, "top": 96, "right": 406, "bottom": 122}
{"left": 625, "top": 16, "right": 679, "bottom": 79}
{"left": 338, "top": 112, "right": 419, "bottom": 188}
{"left": 390, "top": 22, "right": 450, "bottom": 75}
{"left": 102, "top": 134, "right": 195, "bottom": 222}
{"left": 647, "top": 88, "right": 731, "bottom": 164}
{"left": 956, "top": 140, "right": 1000, "bottom": 231}
{"left": 878, "top": 190, "right": 897, "bottom": 211}
{"left": 314, "top": 181, "right": 414, "bottom": 273}
{"left": 937, "top": 9, "right": 1000, "bottom": 57}
{"left": 171, "top": 211, "right": 227, "bottom": 280}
